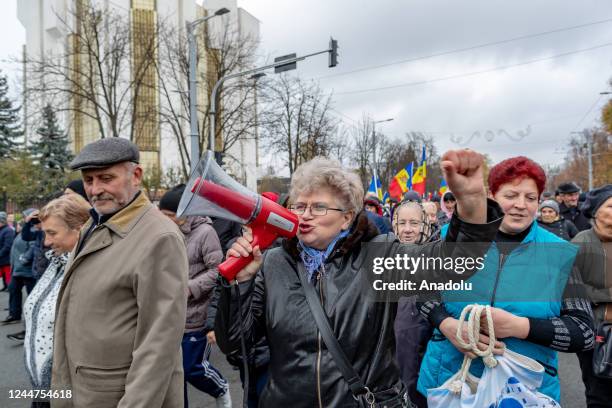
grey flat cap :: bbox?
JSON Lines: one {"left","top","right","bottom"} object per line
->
{"left": 69, "top": 137, "right": 139, "bottom": 170}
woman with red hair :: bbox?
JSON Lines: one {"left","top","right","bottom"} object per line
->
{"left": 417, "top": 156, "right": 595, "bottom": 403}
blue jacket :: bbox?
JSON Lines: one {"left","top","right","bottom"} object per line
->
{"left": 0, "top": 224, "right": 15, "bottom": 266}
{"left": 417, "top": 221, "right": 578, "bottom": 401}
{"left": 10, "top": 234, "right": 34, "bottom": 278}
{"left": 365, "top": 211, "right": 392, "bottom": 234}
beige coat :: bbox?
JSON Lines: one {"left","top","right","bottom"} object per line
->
{"left": 51, "top": 193, "right": 188, "bottom": 408}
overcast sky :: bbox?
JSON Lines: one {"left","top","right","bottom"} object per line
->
{"left": 2, "top": 1, "right": 611, "bottom": 171}
{"left": 236, "top": 0, "right": 612, "bottom": 169}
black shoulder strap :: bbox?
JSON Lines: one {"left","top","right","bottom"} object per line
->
{"left": 297, "top": 263, "right": 367, "bottom": 397}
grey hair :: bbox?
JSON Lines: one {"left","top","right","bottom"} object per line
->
{"left": 392, "top": 201, "right": 433, "bottom": 244}
{"left": 289, "top": 157, "right": 364, "bottom": 216}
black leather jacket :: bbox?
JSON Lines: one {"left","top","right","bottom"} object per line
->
{"left": 216, "top": 203, "right": 502, "bottom": 407}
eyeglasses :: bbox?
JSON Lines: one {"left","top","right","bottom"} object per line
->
{"left": 289, "top": 204, "right": 346, "bottom": 216}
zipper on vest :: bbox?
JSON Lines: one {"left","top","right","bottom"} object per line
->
{"left": 316, "top": 267, "right": 325, "bottom": 408}
{"left": 490, "top": 253, "right": 506, "bottom": 306}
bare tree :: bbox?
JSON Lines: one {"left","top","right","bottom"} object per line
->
{"left": 259, "top": 75, "right": 339, "bottom": 175}
{"left": 349, "top": 113, "right": 375, "bottom": 186}
{"left": 155, "top": 17, "right": 260, "bottom": 179}
{"left": 550, "top": 128, "right": 611, "bottom": 190}
{"left": 328, "top": 124, "right": 353, "bottom": 166}
{"left": 22, "top": 3, "right": 159, "bottom": 143}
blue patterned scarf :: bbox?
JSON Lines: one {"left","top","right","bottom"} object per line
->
{"left": 299, "top": 229, "right": 350, "bottom": 283}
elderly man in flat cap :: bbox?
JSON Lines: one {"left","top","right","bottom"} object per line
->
{"left": 51, "top": 138, "right": 188, "bottom": 408}
{"left": 557, "top": 182, "right": 591, "bottom": 231}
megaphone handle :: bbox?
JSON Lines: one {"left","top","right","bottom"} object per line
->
{"left": 218, "top": 228, "right": 278, "bottom": 282}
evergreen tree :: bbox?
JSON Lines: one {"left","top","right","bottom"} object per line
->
{"left": 0, "top": 72, "right": 22, "bottom": 157}
{"left": 31, "top": 104, "right": 73, "bottom": 170}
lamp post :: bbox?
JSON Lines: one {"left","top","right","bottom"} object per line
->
{"left": 371, "top": 118, "right": 394, "bottom": 178}
{"left": 207, "top": 44, "right": 335, "bottom": 156}
{"left": 187, "top": 7, "right": 230, "bottom": 173}
{"left": 249, "top": 73, "right": 266, "bottom": 171}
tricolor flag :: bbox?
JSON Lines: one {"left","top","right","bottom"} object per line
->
{"left": 382, "top": 191, "right": 390, "bottom": 205}
{"left": 389, "top": 163, "right": 413, "bottom": 200}
{"left": 439, "top": 178, "right": 448, "bottom": 196}
{"left": 367, "top": 173, "right": 383, "bottom": 201}
{"left": 411, "top": 147, "right": 427, "bottom": 196}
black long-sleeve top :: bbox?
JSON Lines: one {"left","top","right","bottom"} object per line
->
{"left": 419, "top": 229, "right": 595, "bottom": 352}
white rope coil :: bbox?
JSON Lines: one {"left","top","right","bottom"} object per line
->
{"left": 449, "top": 304, "right": 500, "bottom": 394}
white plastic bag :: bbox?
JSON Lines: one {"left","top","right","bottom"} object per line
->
{"left": 427, "top": 304, "right": 561, "bottom": 408}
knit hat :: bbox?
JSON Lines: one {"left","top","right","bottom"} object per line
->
{"left": 66, "top": 179, "right": 89, "bottom": 201}
{"left": 582, "top": 184, "right": 612, "bottom": 219}
{"left": 0, "top": 212, "right": 6, "bottom": 224}
{"left": 159, "top": 184, "right": 186, "bottom": 213}
{"left": 538, "top": 200, "right": 559, "bottom": 214}
{"left": 403, "top": 191, "right": 422, "bottom": 203}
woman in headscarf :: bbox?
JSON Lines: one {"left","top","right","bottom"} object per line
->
{"left": 440, "top": 191, "right": 456, "bottom": 224}
{"left": 392, "top": 200, "right": 436, "bottom": 407}
{"left": 215, "top": 149, "right": 503, "bottom": 407}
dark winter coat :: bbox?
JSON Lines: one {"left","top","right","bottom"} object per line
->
{"left": 211, "top": 217, "right": 243, "bottom": 254}
{"left": 10, "top": 234, "right": 35, "bottom": 278}
{"left": 216, "top": 203, "right": 503, "bottom": 407}
{"left": 394, "top": 297, "right": 431, "bottom": 408}
{"left": 206, "top": 280, "right": 270, "bottom": 369}
{"left": 537, "top": 217, "right": 579, "bottom": 241}
{"left": 181, "top": 216, "right": 223, "bottom": 333}
{"left": 21, "top": 221, "right": 49, "bottom": 279}
{"left": 559, "top": 202, "right": 591, "bottom": 232}
{"left": 366, "top": 211, "right": 392, "bottom": 234}
{"left": 0, "top": 224, "right": 15, "bottom": 266}
{"left": 572, "top": 228, "right": 611, "bottom": 323}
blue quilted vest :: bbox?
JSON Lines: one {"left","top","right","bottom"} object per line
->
{"left": 416, "top": 221, "right": 578, "bottom": 401}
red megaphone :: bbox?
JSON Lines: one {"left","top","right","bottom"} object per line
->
{"left": 189, "top": 178, "right": 298, "bottom": 281}
{"left": 176, "top": 151, "right": 298, "bottom": 281}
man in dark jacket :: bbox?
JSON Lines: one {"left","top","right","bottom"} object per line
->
{"left": 5, "top": 221, "right": 36, "bottom": 331}
{"left": 0, "top": 211, "right": 15, "bottom": 293}
{"left": 21, "top": 209, "right": 49, "bottom": 280}
{"left": 558, "top": 182, "right": 591, "bottom": 231}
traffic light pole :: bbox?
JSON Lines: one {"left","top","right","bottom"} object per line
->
{"left": 207, "top": 40, "right": 338, "bottom": 163}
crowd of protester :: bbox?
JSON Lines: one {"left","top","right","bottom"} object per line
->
{"left": 0, "top": 137, "right": 609, "bottom": 408}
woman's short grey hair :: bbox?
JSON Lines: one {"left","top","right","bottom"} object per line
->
{"left": 289, "top": 157, "right": 364, "bottom": 215}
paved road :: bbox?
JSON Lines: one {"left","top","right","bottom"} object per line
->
{"left": 0, "top": 290, "right": 587, "bottom": 407}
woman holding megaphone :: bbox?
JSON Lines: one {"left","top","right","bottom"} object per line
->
{"left": 215, "top": 149, "right": 503, "bottom": 407}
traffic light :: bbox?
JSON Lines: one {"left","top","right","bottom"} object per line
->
{"left": 214, "top": 151, "right": 225, "bottom": 167}
{"left": 328, "top": 38, "right": 338, "bottom": 68}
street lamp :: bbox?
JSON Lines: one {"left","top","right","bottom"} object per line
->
{"left": 372, "top": 118, "right": 394, "bottom": 177}
{"left": 249, "top": 73, "right": 266, "bottom": 170}
{"left": 187, "top": 7, "right": 230, "bottom": 173}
